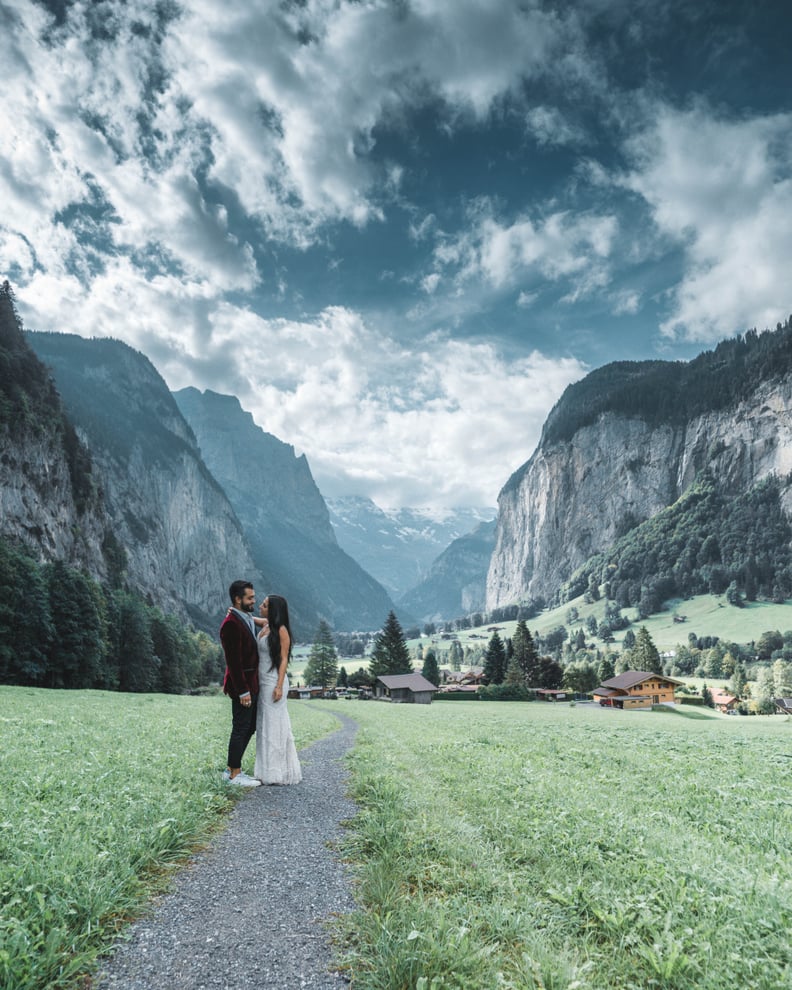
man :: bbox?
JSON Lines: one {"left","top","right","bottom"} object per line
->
{"left": 220, "top": 580, "right": 261, "bottom": 787}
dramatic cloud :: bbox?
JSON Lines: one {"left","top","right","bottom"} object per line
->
{"left": 624, "top": 104, "right": 792, "bottom": 339}
{"left": 3, "top": 1, "right": 790, "bottom": 506}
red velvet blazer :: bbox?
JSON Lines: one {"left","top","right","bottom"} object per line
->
{"left": 220, "top": 612, "right": 260, "bottom": 697}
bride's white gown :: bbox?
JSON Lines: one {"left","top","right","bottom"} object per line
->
{"left": 254, "top": 636, "right": 302, "bottom": 785}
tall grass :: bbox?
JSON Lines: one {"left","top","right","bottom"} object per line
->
{"left": 332, "top": 701, "right": 792, "bottom": 989}
{"left": 0, "top": 686, "right": 339, "bottom": 990}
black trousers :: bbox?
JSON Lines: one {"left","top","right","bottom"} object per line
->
{"left": 227, "top": 692, "right": 258, "bottom": 770}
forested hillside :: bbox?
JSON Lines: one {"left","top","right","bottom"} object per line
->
{"left": 562, "top": 472, "right": 792, "bottom": 613}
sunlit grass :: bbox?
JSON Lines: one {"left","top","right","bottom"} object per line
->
{"left": 0, "top": 686, "right": 339, "bottom": 990}
{"left": 330, "top": 700, "right": 792, "bottom": 989}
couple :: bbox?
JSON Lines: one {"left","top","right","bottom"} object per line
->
{"left": 220, "top": 580, "right": 302, "bottom": 788}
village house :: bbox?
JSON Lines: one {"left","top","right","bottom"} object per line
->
{"left": 711, "top": 689, "right": 739, "bottom": 713}
{"left": 375, "top": 673, "right": 438, "bottom": 704}
{"left": 593, "top": 670, "right": 684, "bottom": 710}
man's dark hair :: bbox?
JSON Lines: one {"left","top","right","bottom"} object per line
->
{"left": 229, "top": 580, "right": 254, "bottom": 604}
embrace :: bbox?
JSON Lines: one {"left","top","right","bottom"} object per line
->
{"left": 220, "top": 580, "right": 302, "bottom": 788}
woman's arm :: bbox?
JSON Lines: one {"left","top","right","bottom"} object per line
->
{"left": 272, "top": 626, "right": 290, "bottom": 702}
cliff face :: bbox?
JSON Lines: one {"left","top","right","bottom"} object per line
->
{"left": 174, "top": 388, "right": 398, "bottom": 632}
{"left": 399, "top": 519, "right": 496, "bottom": 623}
{"left": 487, "top": 373, "right": 792, "bottom": 609}
{"left": 26, "top": 333, "right": 261, "bottom": 627}
{"left": 0, "top": 288, "right": 108, "bottom": 575}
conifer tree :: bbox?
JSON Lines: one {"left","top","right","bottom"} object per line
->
{"left": 421, "top": 649, "right": 440, "bottom": 687}
{"left": 483, "top": 630, "right": 506, "bottom": 685}
{"left": 304, "top": 619, "right": 339, "bottom": 690}
{"left": 512, "top": 619, "right": 540, "bottom": 684}
{"left": 632, "top": 626, "right": 663, "bottom": 675}
{"left": 368, "top": 611, "right": 412, "bottom": 678}
{"left": 45, "top": 560, "right": 104, "bottom": 689}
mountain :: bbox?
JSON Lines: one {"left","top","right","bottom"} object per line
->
{"left": 398, "top": 519, "right": 497, "bottom": 623}
{"left": 173, "top": 388, "right": 398, "bottom": 632}
{"left": 0, "top": 283, "right": 109, "bottom": 576}
{"left": 487, "top": 322, "right": 792, "bottom": 610}
{"left": 326, "top": 495, "right": 495, "bottom": 598}
{"left": 26, "top": 332, "right": 262, "bottom": 628}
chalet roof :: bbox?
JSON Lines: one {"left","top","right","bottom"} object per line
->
{"left": 600, "top": 670, "right": 685, "bottom": 690}
{"left": 377, "top": 673, "right": 438, "bottom": 692}
{"left": 711, "top": 690, "right": 738, "bottom": 704}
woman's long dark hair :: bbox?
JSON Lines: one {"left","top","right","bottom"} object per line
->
{"left": 265, "top": 594, "right": 293, "bottom": 672}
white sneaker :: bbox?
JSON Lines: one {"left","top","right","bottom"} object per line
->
{"left": 228, "top": 772, "right": 261, "bottom": 787}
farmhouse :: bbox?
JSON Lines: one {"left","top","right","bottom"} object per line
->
{"left": 773, "top": 697, "right": 792, "bottom": 714}
{"left": 375, "top": 673, "right": 438, "bottom": 704}
{"left": 711, "top": 689, "right": 739, "bottom": 713}
{"left": 593, "top": 670, "right": 684, "bottom": 710}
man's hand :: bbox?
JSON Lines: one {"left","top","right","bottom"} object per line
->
{"left": 240, "top": 691, "right": 252, "bottom": 707}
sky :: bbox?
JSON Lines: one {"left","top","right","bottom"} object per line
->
{"left": 2, "top": 0, "right": 791, "bottom": 511}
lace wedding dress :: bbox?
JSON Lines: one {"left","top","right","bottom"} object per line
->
{"left": 254, "top": 638, "right": 302, "bottom": 785}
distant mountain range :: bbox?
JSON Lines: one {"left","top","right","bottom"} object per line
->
{"left": 326, "top": 496, "right": 494, "bottom": 599}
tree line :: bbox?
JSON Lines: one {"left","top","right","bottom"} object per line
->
{"left": 541, "top": 317, "right": 792, "bottom": 448}
{"left": 0, "top": 538, "right": 224, "bottom": 693}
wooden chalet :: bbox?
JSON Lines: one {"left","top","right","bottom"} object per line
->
{"left": 593, "top": 670, "right": 684, "bottom": 710}
{"left": 773, "top": 697, "right": 792, "bottom": 714}
{"left": 375, "top": 673, "right": 438, "bottom": 704}
{"left": 711, "top": 689, "right": 739, "bottom": 713}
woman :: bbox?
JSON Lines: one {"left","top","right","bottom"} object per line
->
{"left": 253, "top": 594, "right": 302, "bottom": 785}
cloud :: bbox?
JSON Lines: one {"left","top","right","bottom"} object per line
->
{"left": 218, "top": 307, "right": 588, "bottom": 508}
{"left": 623, "top": 103, "right": 792, "bottom": 339}
{"left": 525, "top": 105, "right": 586, "bottom": 147}
{"left": 159, "top": 0, "right": 572, "bottom": 241}
{"left": 434, "top": 201, "right": 618, "bottom": 296}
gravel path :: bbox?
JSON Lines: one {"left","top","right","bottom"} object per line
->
{"left": 93, "top": 709, "right": 359, "bottom": 990}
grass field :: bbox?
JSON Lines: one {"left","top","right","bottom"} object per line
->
{"left": 0, "top": 686, "right": 340, "bottom": 990}
{"left": 326, "top": 699, "right": 792, "bottom": 989}
{"left": 3, "top": 688, "right": 790, "bottom": 989}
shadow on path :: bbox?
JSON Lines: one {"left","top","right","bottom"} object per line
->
{"left": 94, "top": 709, "right": 359, "bottom": 989}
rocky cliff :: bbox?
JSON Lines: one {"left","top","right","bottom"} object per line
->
{"left": 173, "top": 388, "right": 398, "bottom": 632}
{"left": 487, "top": 332, "right": 792, "bottom": 609}
{"left": 0, "top": 285, "right": 109, "bottom": 575}
{"left": 399, "top": 519, "right": 496, "bottom": 622}
{"left": 26, "top": 333, "right": 261, "bottom": 628}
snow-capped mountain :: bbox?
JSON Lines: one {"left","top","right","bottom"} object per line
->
{"left": 326, "top": 495, "right": 495, "bottom": 599}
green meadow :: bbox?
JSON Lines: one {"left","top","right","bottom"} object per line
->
{"left": 327, "top": 700, "right": 791, "bottom": 990}
{"left": 0, "top": 686, "right": 338, "bottom": 990}
{"left": 1, "top": 687, "right": 790, "bottom": 989}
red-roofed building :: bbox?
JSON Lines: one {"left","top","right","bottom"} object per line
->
{"left": 711, "top": 689, "right": 739, "bottom": 712}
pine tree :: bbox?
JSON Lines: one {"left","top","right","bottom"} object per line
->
{"left": 368, "top": 611, "right": 412, "bottom": 678}
{"left": 632, "top": 626, "right": 662, "bottom": 675}
{"left": 597, "top": 654, "right": 615, "bottom": 682}
{"left": 111, "top": 591, "right": 155, "bottom": 692}
{"left": 512, "top": 619, "right": 540, "bottom": 685}
{"left": 44, "top": 560, "right": 105, "bottom": 689}
{"left": 483, "top": 631, "right": 507, "bottom": 685}
{"left": 304, "top": 620, "right": 339, "bottom": 690}
{"left": 421, "top": 649, "right": 440, "bottom": 687}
